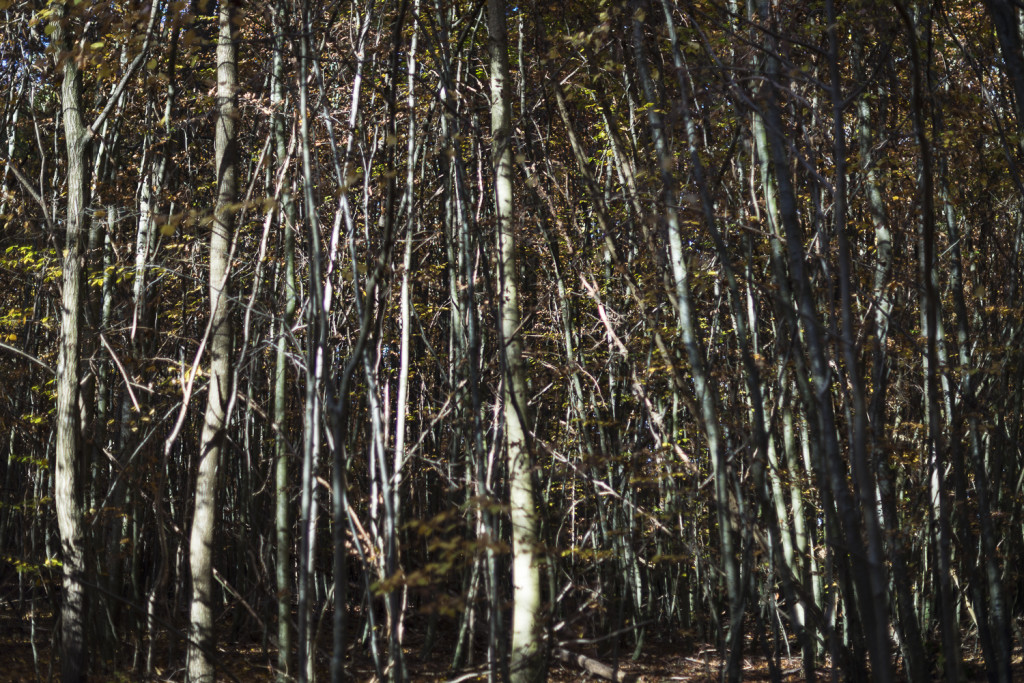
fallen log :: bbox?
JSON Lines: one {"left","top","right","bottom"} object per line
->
{"left": 554, "top": 648, "right": 638, "bottom": 682}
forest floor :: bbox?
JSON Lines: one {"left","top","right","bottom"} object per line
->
{"left": 0, "top": 599, "right": 1020, "bottom": 682}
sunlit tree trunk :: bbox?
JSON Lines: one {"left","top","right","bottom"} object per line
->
{"left": 294, "top": 2, "right": 325, "bottom": 678}
{"left": 48, "top": 5, "right": 155, "bottom": 680}
{"left": 488, "top": 0, "right": 545, "bottom": 679}
{"left": 270, "top": 2, "right": 296, "bottom": 679}
{"left": 630, "top": 3, "right": 744, "bottom": 678}
{"left": 53, "top": 6, "right": 90, "bottom": 680}
{"left": 390, "top": 4, "right": 420, "bottom": 678}
{"left": 187, "top": 1, "right": 239, "bottom": 679}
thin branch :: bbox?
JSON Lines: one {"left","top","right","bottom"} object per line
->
{"left": 0, "top": 340, "right": 53, "bottom": 374}
{"left": 3, "top": 160, "right": 53, "bottom": 231}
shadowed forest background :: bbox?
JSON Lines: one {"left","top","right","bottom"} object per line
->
{"left": 4, "top": 0, "right": 1024, "bottom": 681}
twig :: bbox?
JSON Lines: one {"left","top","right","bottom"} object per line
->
{"left": 98, "top": 331, "right": 140, "bottom": 412}
{"left": 443, "top": 670, "right": 489, "bottom": 683}
{"left": 2, "top": 160, "right": 53, "bottom": 230}
{"left": 213, "top": 566, "right": 268, "bottom": 634}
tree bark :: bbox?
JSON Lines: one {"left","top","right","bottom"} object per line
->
{"left": 187, "top": 1, "right": 239, "bottom": 679}
{"left": 53, "top": 5, "right": 89, "bottom": 680}
{"left": 892, "top": 5, "right": 962, "bottom": 681}
{"left": 630, "top": 3, "right": 744, "bottom": 679}
{"left": 488, "top": 0, "right": 545, "bottom": 680}
{"left": 271, "top": 2, "right": 296, "bottom": 679}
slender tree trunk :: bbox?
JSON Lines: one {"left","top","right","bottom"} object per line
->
{"left": 271, "top": 2, "right": 296, "bottom": 679}
{"left": 852, "top": 44, "right": 928, "bottom": 683}
{"left": 825, "top": 6, "right": 893, "bottom": 678}
{"left": 390, "top": 4, "right": 420, "bottom": 679}
{"left": 295, "top": 1, "right": 325, "bottom": 676}
{"left": 488, "top": 0, "right": 545, "bottom": 680}
{"left": 892, "top": 5, "right": 962, "bottom": 681}
{"left": 187, "top": 1, "right": 239, "bottom": 679}
{"left": 630, "top": 4, "right": 744, "bottom": 678}
{"left": 372, "top": 7, "right": 410, "bottom": 678}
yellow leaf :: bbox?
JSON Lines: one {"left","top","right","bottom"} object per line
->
{"left": 147, "top": 58, "right": 158, "bottom": 70}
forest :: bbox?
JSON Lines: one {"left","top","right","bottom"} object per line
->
{"left": 3, "top": 0, "right": 1024, "bottom": 681}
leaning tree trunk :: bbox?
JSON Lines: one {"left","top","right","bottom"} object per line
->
{"left": 488, "top": 0, "right": 545, "bottom": 680}
{"left": 187, "top": 1, "right": 239, "bottom": 680}
{"left": 984, "top": 0, "right": 1024, "bottom": 146}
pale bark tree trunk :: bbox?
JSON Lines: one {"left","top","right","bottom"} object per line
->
{"left": 630, "top": 3, "right": 744, "bottom": 678}
{"left": 187, "top": 1, "right": 239, "bottom": 679}
{"left": 892, "top": 5, "right": 962, "bottom": 681}
{"left": 0, "top": 74, "right": 25, "bottom": 219}
{"left": 825, "top": 4, "right": 892, "bottom": 676}
{"left": 488, "top": 0, "right": 545, "bottom": 680}
{"left": 853, "top": 45, "right": 927, "bottom": 683}
{"left": 53, "top": 7, "right": 89, "bottom": 680}
{"left": 390, "top": 4, "right": 420, "bottom": 678}
{"left": 294, "top": 2, "right": 325, "bottom": 673}
{"left": 271, "top": 2, "right": 296, "bottom": 679}
{"left": 368, "top": 7, "right": 411, "bottom": 678}
{"left": 133, "top": 24, "right": 177, "bottom": 667}
{"left": 50, "top": 5, "right": 154, "bottom": 679}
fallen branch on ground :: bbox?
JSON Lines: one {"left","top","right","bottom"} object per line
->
{"left": 555, "top": 648, "right": 637, "bottom": 682}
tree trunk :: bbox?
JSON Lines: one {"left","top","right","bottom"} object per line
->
{"left": 630, "top": 3, "right": 744, "bottom": 678}
{"left": 271, "top": 2, "right": 296, "bottom": 679}
{"left": 892, "top": 5, "right": 962, "bottom": 681}
{"left": 187, "top": 1, "right": 239, "bottom": 679}
{"left": 53, "top": 5, "right": 89, "bottom": 680}
{"left": 488, "top": 0, "right": 545, "bottom": 680}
